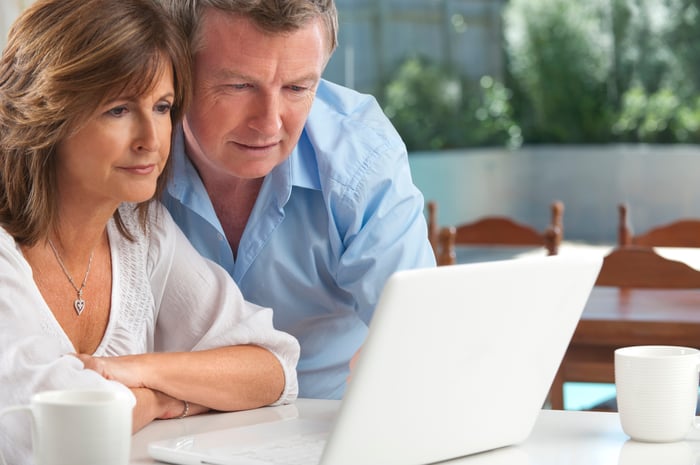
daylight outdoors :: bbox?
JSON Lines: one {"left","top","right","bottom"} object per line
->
{"left": 332, "top": 0, "right": 700, "bottom": 150}
{"left": 320, "top": 0, "right": 700, "bottom": 245}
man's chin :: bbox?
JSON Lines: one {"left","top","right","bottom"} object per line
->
{"left": 227, "top": 157, "right": 286, "bottom": 180}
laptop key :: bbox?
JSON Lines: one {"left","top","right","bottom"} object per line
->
{"left": 226, "top": 433, "right": 326, "bottom": 465}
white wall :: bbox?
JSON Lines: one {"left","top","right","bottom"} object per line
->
{"left": 409, "top": 144, "right": 700, "bottom": 243}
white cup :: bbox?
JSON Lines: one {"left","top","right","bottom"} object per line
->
{"left": 0, "top": 389, "right": 133, "bottom": 465}
{"left": 615, "top": 345, "right": 700, "bottom": 443}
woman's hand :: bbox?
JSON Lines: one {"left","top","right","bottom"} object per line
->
{"left": 75, "top": 354, "right": 212, "bottom": 430}
{"left": 347, "top": 347, "right": 362, "bottom": 383}
{"left": 73, "top": 353, "right": 146, "bottom": 388}
{"left": 130, "top": 388, "right": 210, "bottom": 432}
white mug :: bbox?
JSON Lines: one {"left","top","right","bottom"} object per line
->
{"left": 618, "top": 439, "right": 700, "bottom": 465}
{"left": 615, "top": 345, "right": 700, "bottom": 443}
{"left": 0, "top": 389, "right": 133, "bottom": 465}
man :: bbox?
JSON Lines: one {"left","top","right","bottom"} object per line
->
{"left": 160, "top": 0, "right": 435, "bottom": 399}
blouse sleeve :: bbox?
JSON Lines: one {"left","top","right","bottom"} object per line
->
{"left": 146, "top": 203, "right": 299, "bottom": 404}
{"left": 0, "top": 229, "right": 134, "bottom": 465}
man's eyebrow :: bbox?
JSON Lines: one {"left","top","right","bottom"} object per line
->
{"left": 212, "top": 69, "right": 320, "bottom": 84}
{"left": 288, "top": 73, "right": 321, "bottom": 84}
{"left": 212, "top": 68, "right": 247, "bottom": 81}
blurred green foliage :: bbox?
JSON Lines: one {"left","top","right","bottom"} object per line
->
{"left": 504, "top": 0, "right": 614, "bottom": 143}
{"left": 381, "top": 0, "right": 700, "bottom": 150}
{"left": 382, "top": 57, "right": 521, "bottom": 150}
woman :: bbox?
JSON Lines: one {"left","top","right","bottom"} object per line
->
{"left": 0, "top": 0, "right": 299, "bottom": 462}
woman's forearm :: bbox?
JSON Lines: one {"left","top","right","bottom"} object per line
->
{"left": 144, "top": 345, "right": 286, "bottom": 410}
{"left": 77, "top": 345, "right": 285, "bottom": 412}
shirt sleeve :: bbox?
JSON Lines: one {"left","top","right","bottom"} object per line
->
{"left": 332, "top": 139, "right": 437, "bottom": 324}
{"left": 146, "top": 203, "right": 300, "bottom": 404}
{"left": 307, "top": 84, "right": 437, "bottom": 326}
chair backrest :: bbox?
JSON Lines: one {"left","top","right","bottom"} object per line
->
{"left": 618, "top": 203, "right": 700, "bottom": 247}
{"left": 596, "top": 246, "right": 700, "bottom": 288}
{"left": 427, "top": 201, "right": 455, "bottom": 266}
{"left": 427, "top": 201, "right": 564, "bottom": 266}
{"left": 426, "top": 201, "right": 440, "bottom": 258}
{"left": 437, "top": 225, "right": 456, "bottom": 267}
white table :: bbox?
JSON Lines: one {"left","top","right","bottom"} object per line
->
{"left": 129, "top": 399, "right": 700, "bottom": 465}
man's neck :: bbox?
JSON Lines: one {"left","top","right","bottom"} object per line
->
{"left": 207, "top": 173, "right": 264, "bottom": 260}
{"left": 185, "top": 149, "right": 265, "bottom": 259}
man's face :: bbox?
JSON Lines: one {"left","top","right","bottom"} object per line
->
{"left": 184, "top": 10, "right": 328, "bottom": 180}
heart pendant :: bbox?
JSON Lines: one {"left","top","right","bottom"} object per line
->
{"left": 74, "top": 298, "right": 85, "bottom": 316}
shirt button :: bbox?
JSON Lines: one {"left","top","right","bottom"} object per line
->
{"left": 217, "top": 233, "right": 225, "bottom": 241}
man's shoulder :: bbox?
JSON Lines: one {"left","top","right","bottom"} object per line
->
{"left": 305, "top": 80, "right": 406, "bottom": 174}
{"left": 310, "top": 80, "right": 393, "bottom": 130}
{"left": 313, "top": 80, "right": 373, "bottom": 111}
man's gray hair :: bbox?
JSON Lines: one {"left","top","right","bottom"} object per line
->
{"left": 159, "top": 0, "right": 338, "bottom": 56}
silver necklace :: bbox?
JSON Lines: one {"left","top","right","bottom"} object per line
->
{"left": 47, "top": 239, "right": 94, "bottom": 316}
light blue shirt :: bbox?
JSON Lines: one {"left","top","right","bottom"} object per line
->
{"left": 163, "top": 79, "right": 436, "bottom": 399}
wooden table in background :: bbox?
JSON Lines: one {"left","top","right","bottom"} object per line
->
{"left": 550, "top": 286, "right": 700, "bottom": 410}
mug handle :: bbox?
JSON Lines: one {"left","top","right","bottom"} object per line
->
{"left": 694, "top": 362, "right": 700, "bottom": 432}
{"left": 0, "top": 405, "right": 32, "bottom": 465}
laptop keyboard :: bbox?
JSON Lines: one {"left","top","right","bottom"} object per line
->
{"left": 223, "top": 433, "right": 326, "bottom": 465}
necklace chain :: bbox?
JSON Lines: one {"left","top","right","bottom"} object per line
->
{"left": 47, "top": 239, "right": 94, "bottom": 316}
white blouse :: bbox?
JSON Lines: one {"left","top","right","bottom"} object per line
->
{"left": 0, "top": 202, "right": 299, "bottom": 465}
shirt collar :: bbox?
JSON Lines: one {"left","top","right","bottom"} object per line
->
{"left": 168, "top": 127, "right": 216, "bottom": 215}
{"left": 288, "top": 128, "right": 322, "bottom": 191}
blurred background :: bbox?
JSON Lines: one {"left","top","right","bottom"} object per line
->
{"left": 323, "top": 0, "right": 700, "bottom": 243}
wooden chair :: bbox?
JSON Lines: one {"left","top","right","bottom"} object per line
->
{"left": 427, "top": 200, "right": 565, "bottom": 266}
{"left": 426, "top": 201, "right": 440, "bottom": 258}
{"left": 437, "top": 226, "right": 456, "bottom": 267}
{"left": 550, "top": 246, "right": 700, "bottom": 410}
{"left": 618, "top": 203, "right": 700, "bottom": 247}
{"left": 426, "top": 201, "right": 455, "bottom": 266}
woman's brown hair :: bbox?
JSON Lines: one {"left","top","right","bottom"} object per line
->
{"left": 0, "top": 0, "right": 192, "bottom": 245}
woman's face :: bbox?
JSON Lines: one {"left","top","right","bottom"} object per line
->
{"left": 55, "top": 63, "right": 175, "bottom": 211}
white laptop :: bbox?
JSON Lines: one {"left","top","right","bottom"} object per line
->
{"left": 149, "top": 255, "right": 602, "bottom": 465}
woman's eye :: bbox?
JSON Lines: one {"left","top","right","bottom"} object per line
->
{"left": 155, "top": 102, "right": 172, "bottom": 114}
{"left": 108, "top": 106, "right": 128, "bottom": 117}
